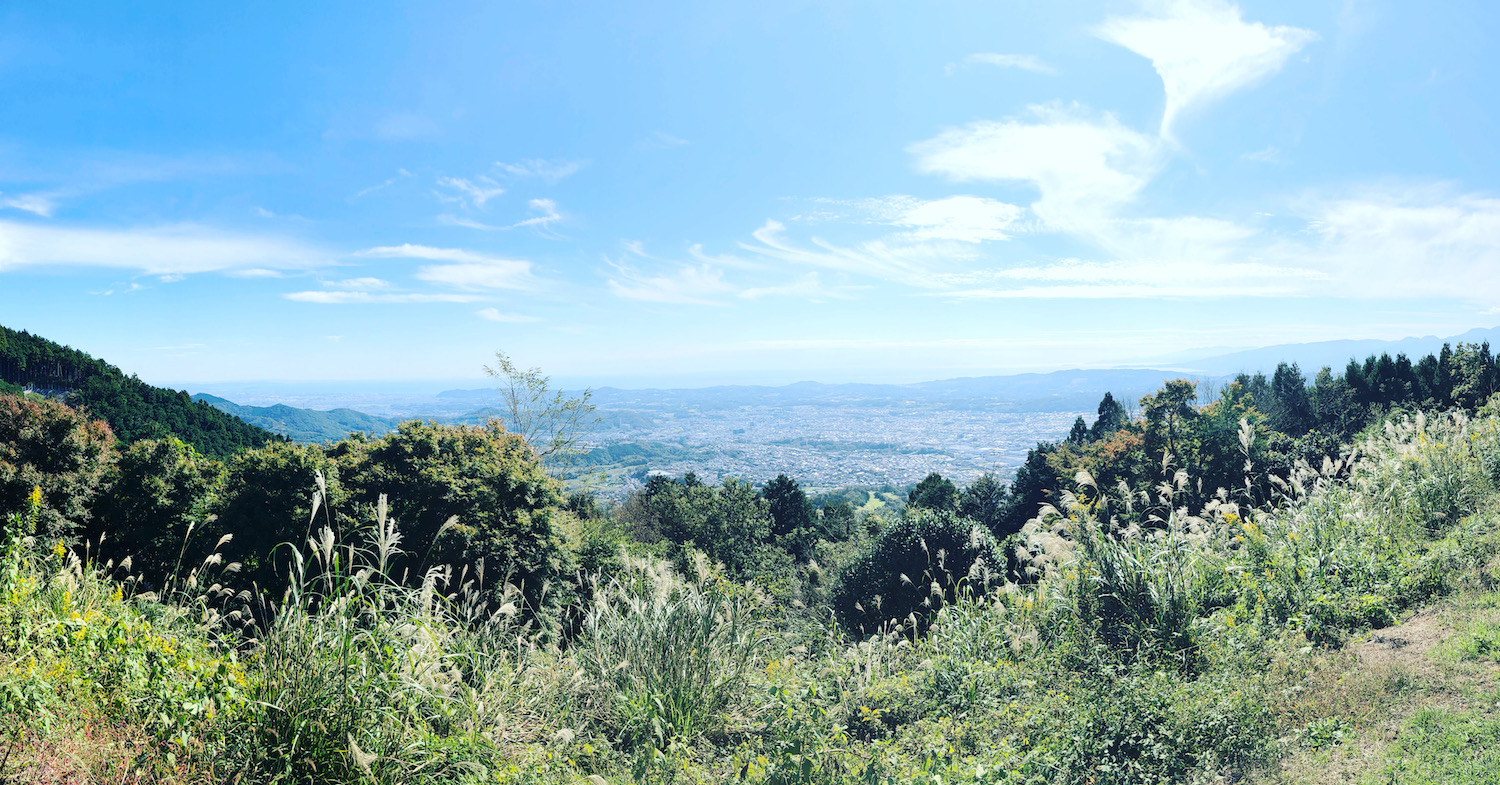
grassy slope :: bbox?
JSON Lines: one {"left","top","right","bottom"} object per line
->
{"left": 5, "top": 408, "right": 1500, "bottom": 782}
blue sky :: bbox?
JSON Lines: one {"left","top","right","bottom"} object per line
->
{"left": 2, "top": 0, "right": 1498, "bottom": 388}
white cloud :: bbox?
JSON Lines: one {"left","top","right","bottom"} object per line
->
{"left": 607, "top": 262, "right": 735, "bottom": 305}
{"left": 1295, "top": 191, "right": 1500, "bottom": 304}
{"left": 909, "top": 103, "right": 1159, "bottom": 228}
{"left": 225, "top": 268, "right": 284, "bottom": 279}
{"left": 739, "top": 272, "right": 860, "bottom": 301}
{"left": 741, "top": 219, "right": 981, "bottom": 288}
{"left": 476, "top": 307, "right": 542, "bottom": 322}
{"left": 495, "top": 158, "right": 587, "bottom": 181}
{"left": 0, "top": 192, "right": 59, "bottom": 217}
{"left": 0, "top": 220, "right": 325, "bottom": 275}
{"left": 329, "top": 277, "right": 391, "bottom": 290}
{"left": 891, "top": 196, "right": 1025, "bottom": 243}
{"left": 1242, "top": 145, "right": 1282, "bottom": 163}
{"left": 958, "top": 53, "right": 1057, "bottom": 75}
{"left": 935, "top": 256, "right": 1325, "bottom": 300}
{"left": 352, "top": 170, "right": 411, "bottom": 199}
{"left": 284, "top": 290, "right": 483, "bottom": 304}
{"left": 360, "top": 244, "right": 539, "bottom": 291}
{"left": 641, "top": 131, "right": 690, "bottom": 149}
{"left": 436, "top": 176, "right": 505, "bottom": 208}
{"left": 1095, "top": 0, "right": 1318, "bottom": 138}
{"left": 437, "top": 198, "right": 563, "bottom": 234}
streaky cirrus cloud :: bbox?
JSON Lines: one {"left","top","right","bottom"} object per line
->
{"left": 1095, "top": 0, "right": 1318, "bottom": 139}
{"left": 438, "top": 198, "right": 563, "bottom": 234}
{"left": 284, "top": 291, "right": 483, "bottom": 304}
{"left": 435, "top": 176, "right": 505, "bottom": 208}
{"left": 495, "top": 158, "right": 587, "bottom": 181}
{"left": 0, "top": 220, "right": 326, "bottom": 275}
{"left": 359, "top": 244, "right": 540, "bottom": 290}
{"left": 955, "top": 53, "right": 1057, "bottom": 75}
{"left": 476, "top": 307, "right": 542, "bottom": 322}
{"left": 606, "top": 261, "right": 735, "bottom": 305}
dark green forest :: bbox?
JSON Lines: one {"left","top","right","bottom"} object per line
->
{"left": 0, "top": 324, "right": 280, "bottom": 457}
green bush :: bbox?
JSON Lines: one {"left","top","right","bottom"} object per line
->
{"left": 830, "top": 508, "right": 1003, "bottom": 636}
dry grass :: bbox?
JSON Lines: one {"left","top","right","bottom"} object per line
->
{"left": 1255, "top": 595, "right": 1500, "bottom": 784}
{"left": 1, "top": 715, "right": 217, "bottom": 785}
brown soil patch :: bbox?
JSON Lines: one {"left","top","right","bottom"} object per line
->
{"left": 1353, "top": 611, "right": 1446, "bottom": 670}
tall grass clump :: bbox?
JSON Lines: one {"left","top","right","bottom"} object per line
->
{"left": 222, "top": 496, "right": 566, "bottom": 784}
{"left": 574, "top": 553, "right": 762, "bottom": 758}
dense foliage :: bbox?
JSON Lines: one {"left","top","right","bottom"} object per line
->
{"left": 0, "top": 324, "right": 279, "bottom": 457}
{"left": 3, "top": 340, "right": 1500, "bottom": 782}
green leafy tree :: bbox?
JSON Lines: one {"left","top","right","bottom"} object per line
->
{"left": 907, "top": 472, "right": 958, "bottom": 512}
{"left": 0, "top": 395, "right": 116, "bottom": 537}
{"left": 211, "top": 441, "right": 347, "bottom": 594}
{"left": 761, "top": 473, "right": 818, "bottom": 558}
{"left": 484, "top": 351, "right": 598, "bottom": 464}
{"left": 1268, "top": 362, "right": 1314, "bottom": 436}
{"left": 959, "top": 472, "right": 1011, "bottom": 538}
{"left": 1090, "top": 392, "right": 1130, "bottom": 441}
{"left": 1139, "top": 379, "right": 1199, "bottom": 472}
{"left": 90, "top": 437, "right": 224, "bottom": 583}
{"left": 335, "top": 420, "right": 566, "bottom": 609}
{"left": 1067, "top": 416, "right": 1089, "bottom": 445}
{"left": 819, "top": 500, "right": 857, "bottom": 541}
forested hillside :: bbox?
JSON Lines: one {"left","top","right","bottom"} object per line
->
{"left": 0, "top": 325, "right": 279, "bottom": 457}
{"left": 3, "top": 341, "right": 1500, "bottom": 783}
{"left": 193, "top": 393, "right": 401, "bottom": 443}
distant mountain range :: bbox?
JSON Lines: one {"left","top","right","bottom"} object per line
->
{"left": 192, "top": 394, "right": 403, "bottom": 443}
{"left": 175, "top": 324, "right": 1500, "bottom": 444}
{"left": 1177, "top": 326, "right": 1500, "bottom": 376}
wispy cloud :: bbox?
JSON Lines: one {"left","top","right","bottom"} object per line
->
{"left": 1095, "top": 0, "right": 1318, "bottom": 139}
{"left": 351, "top": 169, "right": 411, "bottom": 199}
{"left": 740, "top": 220, "right": 981, "bottom": 288}
{"left": 1242, "top": 145, "right": 1282, "bottom": 163}
{"left": 640, "top": 131, "right": 690, "bottom": 149}
{"left": 0, "top": 192, "right": 60, "bottom": 217}
{"left": 0, "top": 220, "right": 325, "bottom": 275}
{"left": 846, "top": 195, "right": 1026, "bottom": 243}
{"left": 740, "top": 272, "right": 861, "bottom": 301}
{"left": 435, "top": 176, "right": 505, "bottom": 208}
{"left": 607, "top": 261, "right": 735, "bottom": 305}
{"left": 284, "top": 290, "right": 483, "bottom": 304}
{"left": 476, "top": 307, "right": 542, "bottom": 322}
{"left": 437, "top": 198, "right": 563, "bottom": 235}
{"left": 360, "top": 243, "right": 540, "bottom": 291}
{"left": 949, "top": 53, "right": 1057, "bottom": 76}
{"left": 495, "top": 158, "right": 587, "bottom": 181}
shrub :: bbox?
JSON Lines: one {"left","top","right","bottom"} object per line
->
{"left": 830, "top": 508, "right": 1003, "bottom": 636}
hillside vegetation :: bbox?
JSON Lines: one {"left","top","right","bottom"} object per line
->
{"left": 0, "top": 325, "right": 279, "bottom": 457}
{"left": 193, "top": 393, "right": 402, "bottom": 443}
{"left": 2, "top": 341, "right": 1499, "bottom": 783}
